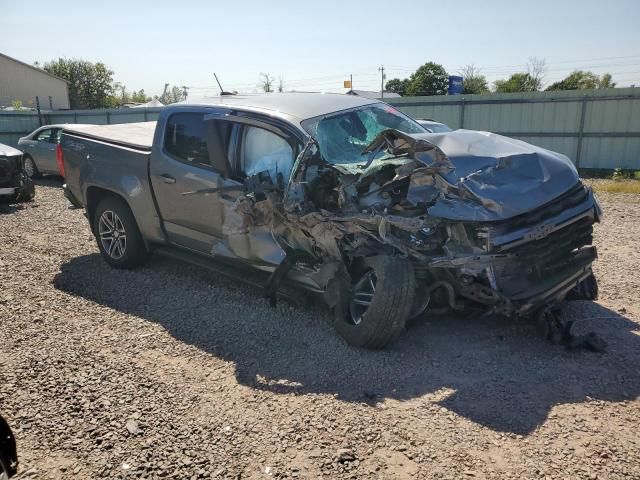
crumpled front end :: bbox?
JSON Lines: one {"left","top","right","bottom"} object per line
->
{"left": 278, "top": 128, "right": 600, "bottom": 318}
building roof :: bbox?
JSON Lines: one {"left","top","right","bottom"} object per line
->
{"left": 182, "top": 92, "right": 379, "bottom": 121}
{"left": 0, "top": 52, "right": 69, "bottom": 84}
{"left": 345, "top": 89, "right": 401, "bottom": 99}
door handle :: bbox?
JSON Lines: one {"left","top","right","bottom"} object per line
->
{"left": 156, "top": 174, "right": 176, "bottom": 184}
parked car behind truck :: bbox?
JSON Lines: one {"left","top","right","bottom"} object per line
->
{"left": 60, "top": 93, "right": 601, "bottom": 348}
{"left": 18, "top": 125, "right": 67, "bottom": 177}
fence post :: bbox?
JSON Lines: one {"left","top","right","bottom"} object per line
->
{"left": 74, "top": 112, "right": 78, "bottom": 123}
{"left": 106, "top": 111, "right": 111, "bottom": 124}
{"left": 144, "top": 109, "right": 148, "bottom": 121}
{"left": 459, "top": 98, "right": 465, "bottom": 129}
{"left": 575, "top": 95, "right": 588, "bottom": 168}
{"left": 35, "top": 96, "right": 43, "bottom": 127}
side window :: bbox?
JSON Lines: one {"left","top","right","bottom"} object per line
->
{"left": 164, "top": 113, "right": 211, "bottom": 167}
{"left": 241, "top": 126, "right": 294, "bottom": 185}
{"left": 52, "top": 129, "right": 62, "bottom": 142}
{"left": 35, "top": 129, "right": 52, "bottom": 142}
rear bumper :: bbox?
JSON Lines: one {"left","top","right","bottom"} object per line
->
{"left": 63, "top": 183, "right": 83, "bottom": 208}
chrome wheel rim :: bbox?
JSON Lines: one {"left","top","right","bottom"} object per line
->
{"left": 24, "top": 157, "right": 35, "bottom": 177}
{"left": 99, "top": 210, "right": 127, "bottom": 259}
{"left": 349, "top": 270, "right": 376, "bottom": 325}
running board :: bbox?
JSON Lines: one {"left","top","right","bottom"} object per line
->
{"left": 153, "top": 246, "right": 306, "bottom": 305}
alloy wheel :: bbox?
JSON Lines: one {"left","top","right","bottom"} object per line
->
{"left": 348, "top": 270, "right": 377, "bottom": 325}
{"left": 98, "top": 210, "right": 127, "bottom": 259}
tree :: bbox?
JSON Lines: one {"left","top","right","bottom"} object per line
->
{"left": 458, "top": 64, "right": 489, "bottom": 94}
{"left": 130, "top": 89, "right": 152, "bottom": 103}
{"left": 259, "top": 73, "right": 275, "bottom": 93}
{"left": 405, "top": 62, "right": 449, "bottom": 96}
{"left": 598, "top": 73, "right": 616, "bottom": 89}
{"left": 277, "top": 76, "right": 285, "bottom": 93}
{"left": 494, "top": 73, "right": 540, "bottom": 93}
{"left": 42, "top": 58, "right": 115, "bottom": 109}
{"left": 527, "top": 57, "right": 546, "bottom": 91}
{"left": 546, "top": 71, "right": 617, "bottom": 91}
{"left": 158, "top": 85, "right": 185, "bottom": 104}
{"left": 385, "top": 78, "right": 410, "bottom": 96}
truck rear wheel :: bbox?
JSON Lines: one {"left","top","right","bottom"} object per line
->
{"left": 334, "top": 255, "right": 415, "bottom": 349}
{"left": 93, "top": 196, "right": 147, "bottom": 269}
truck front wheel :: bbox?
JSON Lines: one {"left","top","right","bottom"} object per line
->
{"left": 93, "top": 196, "right": 147, "bottom": 269}
{"left": 334, "top": 255, "right": 416, "bottom": 349}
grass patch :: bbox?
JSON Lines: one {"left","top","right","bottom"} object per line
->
{"left": 588, "top": 179, "right": 640, "bottom": 194}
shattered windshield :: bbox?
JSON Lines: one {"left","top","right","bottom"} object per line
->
{"left": 301, "top": 104, "right": 425, "bottom": 165}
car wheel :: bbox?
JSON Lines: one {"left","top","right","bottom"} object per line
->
{"left": 333, "top": 255, "right": 416, "bottom": 349}
{"left": 23, "top": 155, "right": 39, "bottom": 178}
{"left": 93, "top": 196, "right": 147, "bottom": 269}
{"left": 10, "top": 173, "right": 35, "bottom": 203}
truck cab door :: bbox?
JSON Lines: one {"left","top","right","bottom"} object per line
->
{"left": 150, "top": 111, "right": 238, "bottom": 253}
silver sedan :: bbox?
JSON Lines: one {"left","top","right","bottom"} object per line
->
{"left": 17, "top": 125, "right": 67, "bottom": 177}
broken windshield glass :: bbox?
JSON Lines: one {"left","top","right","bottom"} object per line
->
{"left": 300, "top": 104, "right": 424, "bottom": 166}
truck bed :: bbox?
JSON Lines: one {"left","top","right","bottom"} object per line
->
{"left": 63, "top": 121, "right": 156, "bottom": 151}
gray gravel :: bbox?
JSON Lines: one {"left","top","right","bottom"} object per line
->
{"left": 1, "top": 178, "right": 639, "bottom": 479}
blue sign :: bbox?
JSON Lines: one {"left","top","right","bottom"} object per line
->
{"left": 448, "top": 75, "right": 463, "bottom": 95}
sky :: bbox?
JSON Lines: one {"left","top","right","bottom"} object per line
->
{"left": 2, "top": 0, "right": 640, "bottom": 97}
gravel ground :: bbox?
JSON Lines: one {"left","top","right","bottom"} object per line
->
{"left": 1, "top": 178, "right": 639, "bottom": 479}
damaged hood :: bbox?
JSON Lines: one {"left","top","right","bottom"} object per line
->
{"left": 375, "top": 130, "right": 581, "bottom": 222}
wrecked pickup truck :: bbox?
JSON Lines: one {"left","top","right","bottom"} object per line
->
{"left": 60, "top": 93, "right": 601, "bottom": 348}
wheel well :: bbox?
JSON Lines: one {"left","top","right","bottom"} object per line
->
{"left": 85, "top": 187, "right": 130, "bottom": 233}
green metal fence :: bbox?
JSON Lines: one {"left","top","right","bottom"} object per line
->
{"left": 1, "top": 88, "right": 639, "bottom": 169}
{"left": 387, "top": 87, "right": 640, "bottom": 169}
{"left": 0, "top": 107, "right": 163, "bottom": 148}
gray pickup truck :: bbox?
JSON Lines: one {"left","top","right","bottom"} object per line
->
{"left": 61, "top": 93, "right": 601, "bottom": 348}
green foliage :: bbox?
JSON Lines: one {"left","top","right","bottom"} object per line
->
{"left": 611, "top": 168, "right": 640, "bottom": 181}
{"left": 494, "top": 73, "right": 540, "bottom": 93}
{"left": 598, "top": 73, "right": 616, "bottom": 89}
{"left": 385, "top": 78, "right": 410, "bottom": 96}
{"left": 462, "top": 75, "right": 489, "bottom": 94}
{"left": 11, "top": 99, "right": 23, "bottom": 110}
{"left": 405, "top": 62, "right": 449, "bottom": 96}
{"left": 158, "top": 85, "right": 185, "bottom": 105}
{"left": 43, "top": 58, "right": 115, "bottom": 109}
{"left": 546, "top": 71, "right": 617, "bottom": 91}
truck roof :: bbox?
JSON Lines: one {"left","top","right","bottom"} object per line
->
{"left": 61, "top": 94, "right": 382, "bottom": 150}
{"left": 181, "top": 92, "right": 379, "bottom": 122}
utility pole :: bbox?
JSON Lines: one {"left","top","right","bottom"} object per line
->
{"left": 350, "top": 74, "right": 353, "bottom": 91}
{"left": 181, "top": 86, "right": 189, "bottom": 100}
{"left": 378, "top": 65, "right": 385, "bottom": 99}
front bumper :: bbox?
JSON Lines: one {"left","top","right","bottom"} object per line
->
{"left": 0, "top": 186, "right": 17, "bottom": 196}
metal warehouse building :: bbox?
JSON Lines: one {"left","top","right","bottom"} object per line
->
{"left": 0, "top": 52, "right": 70, "bottom": 110}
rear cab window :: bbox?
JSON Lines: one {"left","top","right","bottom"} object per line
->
{"left": 163, "top": 113, "right": 212, "bottom": 167}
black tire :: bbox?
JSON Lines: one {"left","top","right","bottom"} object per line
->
{"left": 14, "top": 175, "right": 35, "bottom": 203}
{"left": 93, "top": 196, "right": 147, "bottom": 269}
{"left": 334, "top": 255, "right": 416, "bottom": 349}
{"left": 566, "top": 272, "right": 599, "bottom": 301}
{"left": 6, "top": 173, "right": 35, "bottom": 203}
{"left": 23, "top": 155, "right": 40, "bottom": 178}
